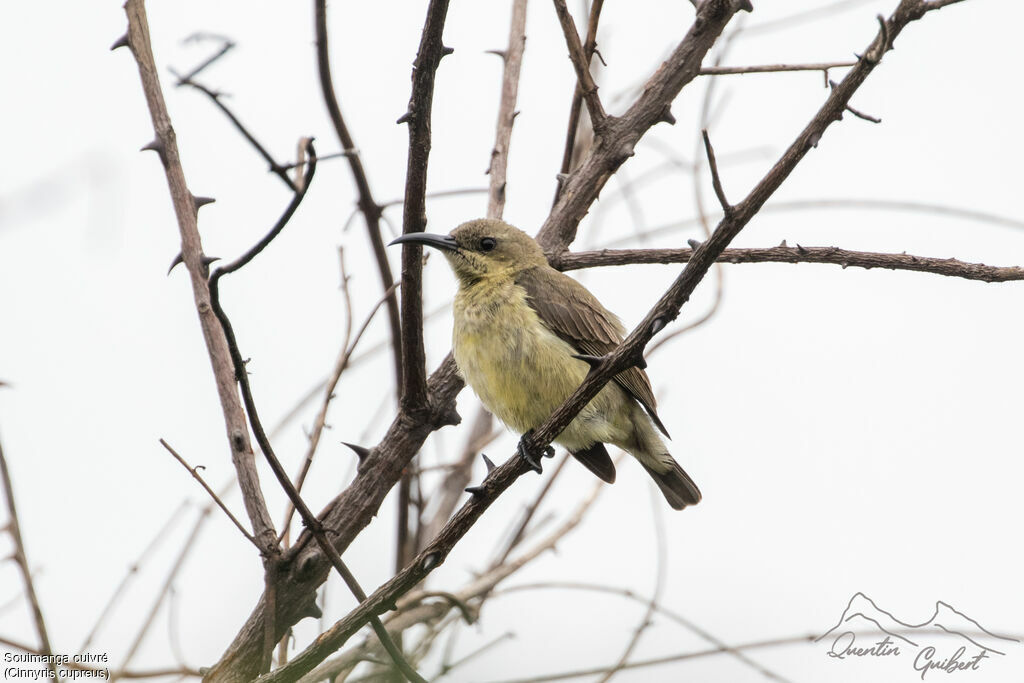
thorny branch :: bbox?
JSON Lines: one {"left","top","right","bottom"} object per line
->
{"left": 118, "top": 0, "right": 280, "bottom": 558}
{"left": 552, "top": 0, "right": 607, "bottom": 130}
{"left": 0, "top": 434, "right": 57, "bottom": 679}
{"left": 556, "top": 0, "right": 604, "bottom": 182}
{"left": 537, "top": 0, "right": 750, "bottom": 254}
{"left": 555, "top": 244, "right": 1024, "bottom": 283}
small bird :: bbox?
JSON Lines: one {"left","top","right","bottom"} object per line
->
{"left": 390, "top": 219, "right": 701, "bottom": 510}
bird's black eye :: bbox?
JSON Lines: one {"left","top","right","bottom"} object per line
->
{"left": 479, "top": 237, "right": 497, "bottom": 252}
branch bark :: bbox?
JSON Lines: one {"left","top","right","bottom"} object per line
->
{"left": 537, "top": 0, "right": 749, "bottom": 254}
{"left": 555, "top": 245, "right": 1024, "bottom": 283}
{"left": 119, "top": 0, "right": 278, "bottom": 555}
{"left": 397, "top": 0, "right": 453, "bottom": 413}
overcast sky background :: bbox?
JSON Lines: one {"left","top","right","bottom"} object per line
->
{"left": 2, "top": 1, "right": 1022, "bottom": 682}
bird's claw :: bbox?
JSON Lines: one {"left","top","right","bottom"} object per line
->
{"left": 517, "top": 434, "right": 545, "bottom": 474}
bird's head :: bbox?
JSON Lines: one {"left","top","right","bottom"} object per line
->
{"left": 389, "top": 218, "right": 546, "bottom": 284}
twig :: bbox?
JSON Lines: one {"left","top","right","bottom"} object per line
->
{"left": 117, "top": 0, "right": 280, "bottom": 556}
{"left": 160, "top": 439, "right": 257, "bottom": 546}
{"left": 499, "top": 581, "right": 788, "bottom": 681}
{"left": 209, "top": 140, "right": 317, "bottom": 278}
{"left": 0, "top": 433, "right": 57, "bottom": 679}
{"left": 173, "top": 74, "right": 298, "bottom": 191}
{"left": 537, "top": 0, "right": 750, "bottom": 254}
{"left": 278, "top": 280, "right": 402, "bottom": 542}
{"left": 174, "top": 33, "right": 234, "bottom": 83}
{"left": 700, "top": 129, "right": 731, "bottom": 214}
{"left": 114, "top": 506, "right": 210, "bottom": 680}
{"left": 556, "top": 0, "right": 604, "bottom": 184}
{"left": 555, "top": 245, "right": 1024, "bottom": 283}
{"left": 490, "top": 455, "right": 569, "bottom": 568}
{"left": 594, "top": 489, "right": 665, "bottom": 683}
{"left": 487, "top": 0, "right": 529, "bottom": 219}
{"left": 551, "top": 0, "right": 607, "bottom": 130}
{"left": 699, "top": 60, "right": 857, "bottom": 75}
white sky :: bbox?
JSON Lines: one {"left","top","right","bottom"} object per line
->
{"left": 1, "top": 1, "right": 1022, "bottom": 682}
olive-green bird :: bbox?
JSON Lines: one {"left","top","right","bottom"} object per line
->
{"left": 390, "top": 219, "right": 701, "bottom": 510}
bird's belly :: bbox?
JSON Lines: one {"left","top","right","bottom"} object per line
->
{"left": 453, "top": 305, "right": 588, "bottom": 436}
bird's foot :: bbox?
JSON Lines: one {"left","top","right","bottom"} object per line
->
{"left": 517, "top": 431, "right": 554, "bottom": 474}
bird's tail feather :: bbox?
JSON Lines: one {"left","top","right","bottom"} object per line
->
{"left": 642, "top": 459, "right": 701, "bottom": 510}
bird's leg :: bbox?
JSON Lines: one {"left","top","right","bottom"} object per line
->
{"left": 516, "top": 430, "right": 552, "bottom": 474}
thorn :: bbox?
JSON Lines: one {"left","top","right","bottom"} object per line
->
{"left": 796, "top": 244, "right": 808, "bottom": 254}
{"left": 481, "top": 453, "right": 496, "bottom": 473}
{"left": 555, "top": 173, "right": 570, "bottom": 188}
{"left": 167, "top": 253, "right": 183, "bottom": 275}
{"left": 650, "top": 317, "right": 667, "bottom": 335}
{"left": 511, "top": 110, "right": 521, "bottom": 120}
{"left": 192, "top": 195, "right": 216, "bottom": 211}
{"left": 572, "top": 353, "right": 604, "bottom": 368}
{"left": 592, "top": 48, "right": 607, "bottom": 67}
{"left": 465, "top": 485, "right": 486, "bottom": 497}
{"left": 687, "top": 239, "right": 702, "bottom": 250}
{"left": 658, "top": 107, "right": 676, "bottom": 126}
{"left": 634, "top": 356, "right": 647, "bottom": 370}
{"left": 396, "top": 110, "right": 413, "bottom": 125}
{"left": 735, "top": 0, "right": 753, "bottom": 11}
{"left": 441, "top": 45, "right": 455, "bottom": 56}
{"left": 201, "top": 255, "right": 220, "bottom": 267}
{"left": 485, "top": 49, "right": 507, "bottom": 60}
{"left": 140, "top": 139, "right": 166, "bottom": 164}
{"left": 342, "top": 442, "right": 371, "bottom": 461}
{"left": 543, "top": 445, "right": 555, "bottom": 459}
{"left": 779, "top": 239, "right": 788, "bottom": 248}
{"left": 110, "top": 33, "right": 130, "bottom": 51}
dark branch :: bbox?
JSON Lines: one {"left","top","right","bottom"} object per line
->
{"left": 396, "top": 0, "right": 453, "bottom": 413}
{"left": 556, "top": 245, "right": 1024, "bottom": 283}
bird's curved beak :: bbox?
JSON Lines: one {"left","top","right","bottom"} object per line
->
{"left": 388, "top": 233, "right": 460, "bottom": 252}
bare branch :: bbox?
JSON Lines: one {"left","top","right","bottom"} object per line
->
{"left": 396, "top": 0, "right": 454, "bottom": 413}
{"left": 487, "top": 0, "right": 529, "bottom": 219}
{"left": 555, "top": 245, "right": 1024, "bottom": 283}
{"left": 551, "top": 0, "right": 607, "bottom": 130}
{"left": 173, "top": 73, "right": 298, "bottom": 191}
{"left": 699, "top": 60, "right": 857, "bottom": 75}
{"left": 118, "top": 0, "right": 279, "bottom": 555}
{"left": 160, "top": 439, "right": 257, "bottom": 547}
{"left": 0, "top": 434, "right": 57, "bottom": 678}
{"left": 700, "top": 129, "right": 732, "bottom": 214}
{"left": 537, "top": 0, "right": 749, "bottom": 254}
{"left": 556, "top": 0, "right": 604, "bottom": 182}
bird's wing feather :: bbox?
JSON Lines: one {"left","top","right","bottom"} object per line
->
{"left": 514, "top": 266, "right": 669, "bottom": 437}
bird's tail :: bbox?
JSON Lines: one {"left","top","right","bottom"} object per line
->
{"left": 641, "top": 458, "right": 702, "bottom": 510}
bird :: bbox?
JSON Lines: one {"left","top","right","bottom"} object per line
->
{"left": 389, "top": 219, "right": 701, "bottom": 510}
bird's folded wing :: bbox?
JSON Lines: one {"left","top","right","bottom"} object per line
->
{"left": 515, "top": 266, "right": 670, "bottom": 438}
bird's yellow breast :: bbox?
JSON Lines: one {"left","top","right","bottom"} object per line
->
{"left": 452, "top": 278, "right": 590, "bottom": 437}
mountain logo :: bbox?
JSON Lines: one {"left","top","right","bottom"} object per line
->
{"left": 817, "top": 592, "right": 1018, "bottom": 679}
